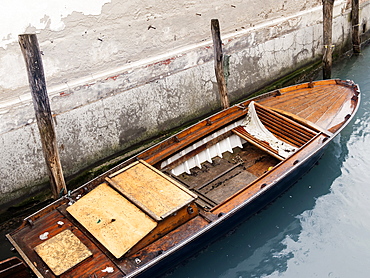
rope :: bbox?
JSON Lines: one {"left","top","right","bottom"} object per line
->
{"left": 322, "top": 44, "right": 335, "bottom": 61}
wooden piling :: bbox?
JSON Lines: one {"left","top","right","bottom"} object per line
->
{"left": 322, "top": 0, "right": 334, "bottom": 79}
{"left": 19, "top": 34, "right": 67, "bottom": 199}
{"left": 211, "top": 19, "right": 230, "bottom": 109}
{"left": 352, "top": 0, "right": 361, "bottom": 54}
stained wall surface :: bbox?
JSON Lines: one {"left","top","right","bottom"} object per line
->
{"left": 0, "top": 0, "right": 368, "bottom": 207}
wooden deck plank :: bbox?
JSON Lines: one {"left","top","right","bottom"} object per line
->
{"left": 269, "top": 87, "right": 331, "bottom": 118}
{"left": 259, "top": 85, "right": 326, "bottom": 109}
{"left": 204, "top": 169, "right": 258, "bottom": 203}
{"left": 259, "top": 83, "right": 355, "bottom": 131}
{"left": 314, "top": 88, "right": 353, "bottom": 129}
{"left": 303, "top": 87, "right": 347, "bottom": 124}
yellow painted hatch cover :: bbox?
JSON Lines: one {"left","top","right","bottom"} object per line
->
{"left": 67, "top": 183, "right": 157, "bottom": 258}
{"left": 34, "top": 229, "right": 92, "bottom": 276}
{"left": 107, "top": 160, "right": 197, "bottom": 220}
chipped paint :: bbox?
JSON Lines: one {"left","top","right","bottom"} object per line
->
{"left": 0, "top": 0, "right": 111, "bottom": 49}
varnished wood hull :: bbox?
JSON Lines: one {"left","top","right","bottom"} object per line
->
{"left": 7, "top": 79, "right": 360, "bottom": 278}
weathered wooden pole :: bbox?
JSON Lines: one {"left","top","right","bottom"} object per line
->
{"left": 322, "top": 0, "right": 335, "bottom": 79}
{"left": 19, "top": 34, "right": 67, "bottom": 199}
{"left": 211, "top": 19, "right": 230, "bottom": 109}
{"left": 352, "top": 0, "right": 361, "bottom": 54}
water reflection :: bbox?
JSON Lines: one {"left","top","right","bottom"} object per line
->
{"left": 264, "top": 103, "right": 370, "bottom": 277}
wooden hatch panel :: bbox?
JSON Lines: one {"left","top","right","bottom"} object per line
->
{"left": 107, "top": 160, "right": 197, "bottom": 220}
{"left": 66, "top": 183, "right": 158, "bottom": 259}
{"left": 33, "top": 229, "right": 92, "bottom": 276}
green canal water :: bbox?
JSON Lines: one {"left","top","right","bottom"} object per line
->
{"left": 1, "top": 48, "right": 370, "bottom": 277}
{"left": 165, "top": 49, "right": 370, "bottom": 278}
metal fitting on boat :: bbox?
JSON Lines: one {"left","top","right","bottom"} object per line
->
{"left": 187, "top": 206, "right": 194, "bottom": 214}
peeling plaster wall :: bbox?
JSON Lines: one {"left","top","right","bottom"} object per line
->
{"left": 1, "top": 0, "right": 321, "bottom": 104}
{"left": 0, "top": 0, "right": 369, "bottom": 207}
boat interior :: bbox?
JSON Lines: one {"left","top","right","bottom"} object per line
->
{"left": 161, "top": 101, "right": 320, "bottom": 212}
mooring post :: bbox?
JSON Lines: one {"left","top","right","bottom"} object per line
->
{"left": 211, "top": 19, "right": 230, "bottom": 109}
{"left": 19, "top": 34, "right": 67, "bottom": 199}
{"left": 322, "top": 0, "right": 334, "bottom": 79}
{"left": 352, "top": 0, "right": 361, "bottom": 54}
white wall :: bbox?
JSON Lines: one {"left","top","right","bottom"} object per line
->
{"left": 1, "top": 0, "right": 322, "bottom": 119}
{"left": 0, "top": 0, "right": 367, "bottom": 208}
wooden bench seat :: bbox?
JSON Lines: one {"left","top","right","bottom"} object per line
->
{"left": 232, "top": 126, "right": 285, "bottom": 160}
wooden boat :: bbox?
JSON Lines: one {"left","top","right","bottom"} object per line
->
{"left": 6, "top": 79, "right": 360, "bottom": 278}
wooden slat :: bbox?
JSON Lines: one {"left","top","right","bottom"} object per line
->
{"left": 266, "top": 106, "right": 333, "bottom": 136}
{"left": 254, "top": 102, "right": 317, "bottom": 147}
{"left": 255, "top": 102, "right": 317, "bottom": 136}
{"left": 256, "top": 107, "right": 316, "bottom": 138}
{"left": 232, "top": 127, "right": 284, "bottom": 161}
{"left": 232, "top": 103, "right": 319, "bottom": 160}
{"left": 256, "top": 113, "right": 309, "bottom": 147}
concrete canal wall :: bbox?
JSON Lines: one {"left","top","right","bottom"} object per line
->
{"left": 0, "top": 0, "right": 369, "bottom": 208}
